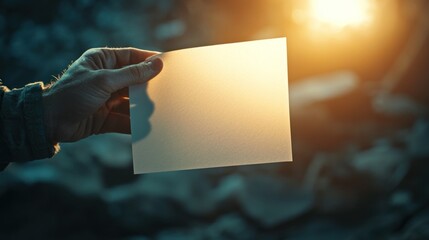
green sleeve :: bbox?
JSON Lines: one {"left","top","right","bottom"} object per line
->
{"left": 0, "top": 82, "right": 59, "bottom": 170}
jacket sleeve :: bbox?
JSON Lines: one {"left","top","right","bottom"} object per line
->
{"left": 0, "top": 82, "right": 59, "bottom": 170}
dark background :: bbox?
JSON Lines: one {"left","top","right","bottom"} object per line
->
{"left": 1, "top": 0, "right": 429, "bottom": 239}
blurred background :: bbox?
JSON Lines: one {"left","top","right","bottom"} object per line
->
{"left": 1, "top": 0, "right": 429, "bottom": 239}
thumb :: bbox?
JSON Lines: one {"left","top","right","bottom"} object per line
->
{"left": 105, "top": 57, "right": 163, "bottom": 92}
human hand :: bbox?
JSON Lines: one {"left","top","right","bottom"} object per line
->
{"left": 42, "top": 48, "right": 163, "bottom": 143}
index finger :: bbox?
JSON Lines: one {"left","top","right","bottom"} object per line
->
{"left": 83, "top": 47, "right": 160, "bottom": 69}
{"left": 111, "top": 48, "right": 160, "bottom": 67}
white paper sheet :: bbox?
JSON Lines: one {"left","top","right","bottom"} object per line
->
{"left": 130, "top": 37, "right": 292, "bottom": 174}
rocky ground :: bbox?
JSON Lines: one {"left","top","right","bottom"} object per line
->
{"left": 1, "top": 0, "right": 428, "bottom": 239}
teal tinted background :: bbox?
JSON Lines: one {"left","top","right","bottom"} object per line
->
{"left": 0, "top": 0, "right": 429, "bottom": 239}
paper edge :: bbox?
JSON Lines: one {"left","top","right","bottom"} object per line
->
{"left": 130, "top": 37, "right": 292, "bottom": 174}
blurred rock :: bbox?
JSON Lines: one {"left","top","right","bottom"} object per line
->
{"left": 390, "top": 191, "right": 412, "bottom": 207}
{"left": 285, "top": 219, "right": 353, "bottom": 240}
{"left": 306, "top": 153, "right": 382, "bottom": 213}
{"left": 156, "top": 229, "right": 191, "bottom": 240}
{"left": 156, "top": 214, "right": 255, "bottom": 240}
{"left": 397, "top": 210, "right": 429, "bottom": 240}
{"left": 1, "top": 0, "right": 429, "bottom": 239}
{"left": 203, "top": 214, "right": 255, "bottom": 240}
{"left": 351, "top": 139, "right": 409, "bottom": 190}
{"left": 110, "top": 193, "right": 190, "bottom": 235}
{"left": 237, "top": 175, "right": 313, "bottom": 227}
{"left": 373, "top": 94, "right": 427, "bottom": 116}
{"left": 101, "top": 169, "right": 230, "bottom": 216}
{"left": 134, "top": 170, "right": 232, "bottom": 216}
{"left": 155, "top": 20, "right": 186, "bottom": 40}
{"left": 290, "top": 71, "right": 359, "bottom": 109}
{"left": 0, "top": 14, "right": 4, "bottom": 33}
{"left": 406, "top": 119, "right": 429, "bottom": 158}
{"left": 0, "top": 182, "right": 121, "bottom": 239}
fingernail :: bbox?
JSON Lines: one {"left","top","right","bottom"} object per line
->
{"left": 144, "top": 57, "right": 163, "bottom": 77}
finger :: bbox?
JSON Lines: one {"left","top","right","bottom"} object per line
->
{"left": 99, "top": 112, "right": 131, "bottom": 134}
{"left": 102, "top": 57, "right": 163, "bottom": 93}
{"left": 111, "top": 48, "right": 160, "bottom": 68}
{"left": 106, "top": 95, "right": 129, "bottom": 110}
{"left": 111, "top": 98, "right": 130, "bottom": 116}
{"left": 85, "top": 48, "right": 160, "bottom": 69}
{"left": 111, "top": 87, "right": 129, "bottom": 99}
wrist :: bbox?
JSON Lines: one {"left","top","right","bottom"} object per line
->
{"left": 42, "top": 85, "right": 57, "bottom": 144}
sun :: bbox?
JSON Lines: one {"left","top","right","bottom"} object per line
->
{"left": 309, "top": 0, "right": 371, "bottom": 29}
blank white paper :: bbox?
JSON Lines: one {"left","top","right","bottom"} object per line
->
{"left": 130, "top": 37, "right": 292, "bottom": 174}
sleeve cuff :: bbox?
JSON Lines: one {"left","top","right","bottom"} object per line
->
{"left": 1, "top": 82, "right": 59, "bottom": 162}
{"left": 23, "top": 82, "right": 59, "bottom": 160}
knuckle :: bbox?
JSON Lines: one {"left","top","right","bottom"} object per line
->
{"left": 83, "top": 48, "right": 102, "bottom": 57}
{"left": 83, "top": 48, "right": 113, "bottom": 60}
{"left": 83, "top": 48, "right": 115, "bottom": 68}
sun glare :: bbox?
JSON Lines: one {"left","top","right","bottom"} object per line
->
{"left": 309, "top": 0, "right": 371, "bottom": 29}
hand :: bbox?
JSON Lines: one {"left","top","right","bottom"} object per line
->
{"left": 42, "top": 48, "right": 163, "bottom": 143}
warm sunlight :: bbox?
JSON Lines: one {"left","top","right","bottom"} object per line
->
{"left": 309, "top": 0, "right": 371, "bottom": 29}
